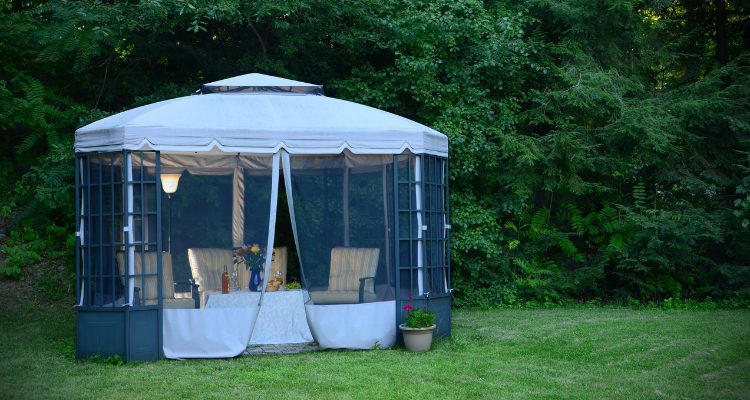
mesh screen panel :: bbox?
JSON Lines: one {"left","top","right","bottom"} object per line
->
{"left": 422, "top": 155, "right": 449, "bottom": 297}
{"left": 165, "top": 173, "right": 234, "bottom": 284}
{"left": 287, "top": 154, "right": 395, "bottom": 304}
{"left": 76, "top": 153, "right": 126, "bottom": 307}
{"left": 158, "top": 155, "right": 274, "bottom": 306}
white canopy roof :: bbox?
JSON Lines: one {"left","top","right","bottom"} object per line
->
{"left": 203, "top": 73, "right": 321, "bottom": 89}
{"left": 75, "top": 74, "right": 448, "bottom": 157}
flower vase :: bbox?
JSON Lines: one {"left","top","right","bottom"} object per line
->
{"left": 249, "top": 268, "right": 262, "bottom": 292}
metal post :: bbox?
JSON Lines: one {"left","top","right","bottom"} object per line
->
{"left": 124, "top": 150, "right": 131, "bottom": 362}
{"left": 98, "top": 155, "right": 104, "bottom": 307}
{"left": 382, "top": 165, "right": 391, "bottom": 287}
{"left": 445, "top": 158, "right": 450, "bottom": 292}
{"left": 156, "top": 152, "right": 163, "bottom": 357}
{"left": 393, "top": 155, "right": 401, "bottom": 336}
{"left": 168, "top": 193, "right": 172, "bottom": 253}
{"left": 343, "top": 167, "right": 350, "bottom": 247}
{"left": 415, "top": 156, "right": 424, "bottom": 296}
{"left": 74, "top": 156, "right": 80, "bottom": 311}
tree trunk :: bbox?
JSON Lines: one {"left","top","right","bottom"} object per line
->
{"left": 715, "top": 0, "right": 729, "bottom": 65}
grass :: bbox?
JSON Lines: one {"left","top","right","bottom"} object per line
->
{"left": 1, "top": 307, "right": 749, "bottom": 399}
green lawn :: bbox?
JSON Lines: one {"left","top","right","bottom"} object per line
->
{"left": 1, "top": 307, "right": 749, "bottom": 399}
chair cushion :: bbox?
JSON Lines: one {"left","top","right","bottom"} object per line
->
{"left": 329, "top": 247, "right": 380, "bottom": 293}
{"left": 115, "top": 252, "right": 175, "bottom": 301}
{"left": 199, "top": 291, "right": 212, "bottom": 310}
{"left": 270, "top": 246, "right": 288, "bottom": 284}
{"left": 144, "top": 298, "right": 195, "bottom": 309}
{"left": 309, "top": 291, "right": 377, "bottom": 304}
{"left": 188, "top": 248, "right": 233, "bottom": 294}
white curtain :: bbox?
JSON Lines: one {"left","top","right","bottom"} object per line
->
{"left": 281, "top": 150, "right": 310, "bottom": 303}
{"left": 282, "top": 150, "right": 396, "bottom": 349}
{"left": 162, "top": 151, "right": 280, "bottom": 358}
{"left": 305, "top": 301, "right": 396, "bottom": 350}
{"left": 258, "top": 153, "right": 280, "bottom": 305}
{"left": 163, "top": 308, "right": 260, "bottom": 358}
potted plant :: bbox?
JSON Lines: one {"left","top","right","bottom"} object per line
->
{"left": 399, "top": 295, "right": 436, "bottom": 352}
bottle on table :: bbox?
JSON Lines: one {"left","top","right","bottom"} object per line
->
{"left": 221, "top": 265, "right": 230, "bottom": 294}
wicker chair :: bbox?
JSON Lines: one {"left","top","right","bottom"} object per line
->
{"left": 115, "top": 252, "right": 198, "bottom": 309}
{"left": 188, "top": 247, "right": 288, "bottom": 308}
{"left": 308, "top": 247, "right": 380, "bottom": 305}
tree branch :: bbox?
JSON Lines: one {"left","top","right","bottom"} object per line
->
{"left": 264, "top": 18, "right": 271, "bottom": 47}
{"left": 247, "top": 18, "right": 267, "bottom": 57}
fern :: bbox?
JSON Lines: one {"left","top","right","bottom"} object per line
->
{"left": 599, "top": 202, "right": 618, "bottom": 220}
{"left": 633, "top": 183, "right": 646, "bottom": 211}
{"left": 540, "top": 257, "right": 560, "bottom": 273}
{"left": 504, "top": 220, "right": 518, "bottom": 233}
{"left": 645, "top": 274, "right": 683, "bottom": 299}
{"left": 556, "top": 236, "right": 578, "bottom": 258}
{"left": 563, "top": 203, "right": 585, "bottom": 235}
{"left": 16, "top": 131, "right": 44, "bottom": 154}
{"left": 43, "top": 163, "right": 68, "bottom": 188}
{"left": 527, "top": 207, "right": 550, "bottom": 239}
{"left": 6, "top": 73, "right": 79, "bottom": 155}
{"left": 4, "top": 199, "right": 39, "bottom": 235}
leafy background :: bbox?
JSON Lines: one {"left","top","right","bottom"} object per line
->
{"left": 1, "top": 0, "right": 749, "bottom": 307}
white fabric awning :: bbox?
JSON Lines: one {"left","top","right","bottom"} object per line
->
{"left": 75, "top": 74, "right": 448, "bottom": 157}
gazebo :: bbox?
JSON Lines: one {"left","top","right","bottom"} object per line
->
{"left": 73, "top": 74, "right": 451, "bottom": 361}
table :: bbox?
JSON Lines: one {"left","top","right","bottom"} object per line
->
{"left": 204, "top": 289, "right": 314, "bottom": 345}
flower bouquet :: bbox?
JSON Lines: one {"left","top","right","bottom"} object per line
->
{"left": 234, "top": 244, "right": 275, "bottom": 291}
{"left": 233, "top": 243, "right": 268, "bottom": 271}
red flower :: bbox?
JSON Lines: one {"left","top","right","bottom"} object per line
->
{"left": 237, "top": 248, "right": 244, "bottom": 255}
{"left": 404, "top": 305, "right": 414, "bottom": 312}
{"left": 408, "top": 295, "right": 412, "bottom": 300}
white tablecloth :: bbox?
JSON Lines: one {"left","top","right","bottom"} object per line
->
{"left": 205, "top": 289, "right": 314, "bottom": 345}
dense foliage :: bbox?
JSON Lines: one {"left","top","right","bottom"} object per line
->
{"left": 1, "top": 0, "right": 748, "bottom": 306}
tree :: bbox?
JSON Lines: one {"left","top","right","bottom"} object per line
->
{"left": 1, "top": 0, "right": 748, "bottom": 304}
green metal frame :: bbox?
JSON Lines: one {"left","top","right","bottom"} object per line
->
{"left": 74, "top": 149, "right": 449, "bottom": 356}
{"left": 393, "top": 154, "right": 451, "bottom": 341}
{"left": 75, "top": 151, "right": 163, "bottom": 362}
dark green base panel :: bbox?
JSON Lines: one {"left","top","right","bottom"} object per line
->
{"left": 77, "top": 309, "right": 160, "bottom": 362}
{"left": 129, "top": 309, "right": 160, "bottom": 361}
{"left": 77, "top": 310, "right": 125, "bottom": 359}
{"left": 429, "top": 296, "right": 451, "bottom": 339}
{"left": 396, "top": 296, "right": 451, "bottom": 345}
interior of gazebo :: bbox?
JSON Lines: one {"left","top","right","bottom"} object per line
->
{"left": 74, "top": 74, "right": 451, "bottom": 360}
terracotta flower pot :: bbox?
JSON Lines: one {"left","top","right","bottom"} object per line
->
{"left": 399, "top": 324, "right": 436, "bottom": 352}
